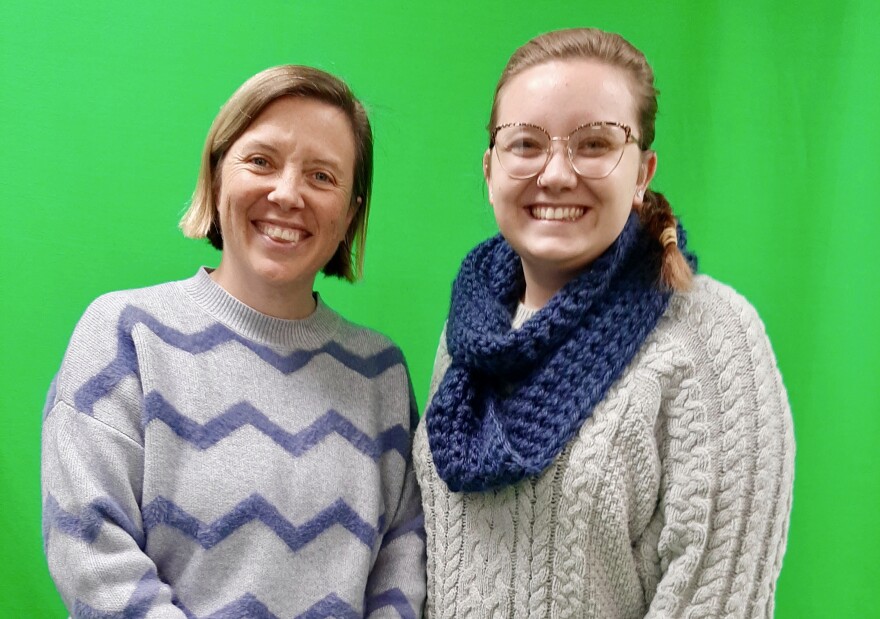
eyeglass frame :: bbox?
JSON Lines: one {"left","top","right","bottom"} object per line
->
{"left": 488, "top": 121, "right": 642, "bottom": 180}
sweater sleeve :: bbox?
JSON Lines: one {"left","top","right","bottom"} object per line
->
{"left": 641, "top": 281, "right": 795, "bottom": 618}
{"left": 41, "top": 299, "right": 187, "bottom": 618}
{"left": 365, "top": 373, "right": 427, "bottom": 618}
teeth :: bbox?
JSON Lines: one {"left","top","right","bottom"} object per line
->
{"left": 530, "top": 206, "right": 585, "bottom": 221}
{"left": 257, "top": 223, "right": 305, "bottom": 243}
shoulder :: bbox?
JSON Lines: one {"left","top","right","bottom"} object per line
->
{"left": 660, "top": 275, "right": 773, "bottom": 354}
{"left": 321, "top": 307, "right": 418, "bottom": 428}
{"left": 670, "top": 275, "right": 764, "bottom": 327}
{"left": 322, "top": 303, "right": 409, "bottom": 362}
{"left": 49, "top": 279, "right": 184, "bottom": 418}
{"left": 67, "top": 279, "right": 183, "bottom": 340}
{"left": 648, "top": 274, "right": 790, "bottom": 411}
{"left": 653, "top": 275, "right": 790, "bottom": 421}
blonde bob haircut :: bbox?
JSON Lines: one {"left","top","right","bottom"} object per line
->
{"left": 180, "top": 65, "right": 373, "bottom": 282}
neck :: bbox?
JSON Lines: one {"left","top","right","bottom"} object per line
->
{"left": 210, "top": 265, "right": 316, "bottom": 320}
{"left": 520, "top": 262, "right": 580, "bottom": 309}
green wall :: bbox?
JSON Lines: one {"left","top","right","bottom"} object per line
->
{"left": 2, "top": 1, "right": 877, "bottom": 616}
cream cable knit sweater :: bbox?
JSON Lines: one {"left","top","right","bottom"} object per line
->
{"left": 414, "top": 275, "right": 794, "bottom": 618}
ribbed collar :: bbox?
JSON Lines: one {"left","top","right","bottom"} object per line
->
{"left": 512, "top": 303, "right": 539, "bottom": 330}
{"left": 180, "top": 268, "right": 343, "bottom": 349}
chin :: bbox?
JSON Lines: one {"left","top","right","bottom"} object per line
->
{"left": 251, "top": 261, "right": 305, "bottom": 286}
{"left": 525, "top": 241, "right": 599, "bottom": 264}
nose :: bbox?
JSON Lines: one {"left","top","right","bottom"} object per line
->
{"left": 537, "top": 141, "right": 578, "bottom": 190}
{"left": 268, "top": 170, "right": 305, "bottom": 210}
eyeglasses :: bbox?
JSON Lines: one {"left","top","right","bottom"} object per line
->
{"left": 489, "top": 121, "right": 640, "bottom": 180}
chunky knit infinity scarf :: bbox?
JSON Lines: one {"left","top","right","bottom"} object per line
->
{"left": 427, "top": 212, "right": 695, "bottom": 492}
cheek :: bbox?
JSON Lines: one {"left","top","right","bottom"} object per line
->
{"left": 488, "top": 175, "right": 527, "bottom": 206}
{"left": 329, "top": 203, "right": 353, "bottom": 239}
{"left": 217, "top": 194, "right": 236, "bottom": 225}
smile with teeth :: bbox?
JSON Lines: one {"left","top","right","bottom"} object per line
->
{"left": 529, "top": 206, "right": 586, "bottom": 221}
{"left": 256, "top": 222, "right": 307, "bottom": 243}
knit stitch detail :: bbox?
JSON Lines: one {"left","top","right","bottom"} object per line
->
{"left": 413, "top": 275, "right": 794, "bottom": 618}
{"left": 42, "top": 270, "right": 426, "bottom": 618}
{"left": 427, "top": 213, "right": 695, "bottom": 491}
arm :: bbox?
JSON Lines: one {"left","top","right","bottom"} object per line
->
{"left": 640, "top": 283, "right": 795, "bottom": 618}
{"left": 364, "top": 372, "right": 427, "bottom": 619}
{"left": 42, "top": 300, "right": 187, "bottom": 618}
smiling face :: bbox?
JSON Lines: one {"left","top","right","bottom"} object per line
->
{"left": 485, "top": 59, "right": 657, "bottom": 308}
{"left": 212, "top": 96, "right": 357, "bottom": 318}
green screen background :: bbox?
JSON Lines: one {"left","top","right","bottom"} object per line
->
{"left": 2, "top": 1, "right": 877, "bottom": 616}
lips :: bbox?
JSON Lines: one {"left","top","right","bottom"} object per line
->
{"left": 254, "top": 221, "right": 308, "bottom": 244}
{"left": 528, "top": 205, "right": 587, "bottom": 221}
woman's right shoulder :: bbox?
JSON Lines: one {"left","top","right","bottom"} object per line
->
{"left": 75, "top": 280, "right": 183, "bottom": 328}
{"left": 57, "top": 280, "right": 185, "bottom": 381}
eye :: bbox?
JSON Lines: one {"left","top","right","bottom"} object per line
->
{"left": 571, "top": 125, "right": 628, "bottom": 158}
{"left": 311, "top": 170, "right": 338, "bottom": 185}
{"left": 249, "top": 156, "right": 270, "bottom": 168}
{"left": 496, "top": 127, "right": 547, "bottom": 158}
{"left": 573, "top": 136, "right": 615, "bottom": 157}
{"left": 509, "top": 138, "right": 544, "bottom": 156}
{"left": 503, "top": 135, "right": 546, "bottom": 158}
{"left": 585, "top": 138, "right": 612, "bottom": 151}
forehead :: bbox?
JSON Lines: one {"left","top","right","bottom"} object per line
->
{"left": 496, "top": 60, "right": 639, "bottom": 130}
{"left": 235, "top": 96, "right": 356, "bottom": 162}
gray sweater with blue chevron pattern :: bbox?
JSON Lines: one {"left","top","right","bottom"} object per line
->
{"left": 42, "top": 268, "right": 426, "bottom": 618}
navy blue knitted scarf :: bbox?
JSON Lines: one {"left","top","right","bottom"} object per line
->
{"left": 426, "top": 212, "right": 695, "bottom": 492}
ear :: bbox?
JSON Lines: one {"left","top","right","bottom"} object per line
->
{"left": 633, "top": 150, "right": 657, "bottom": 208}
{"left": 483, "top": 149, "right": 494, "bottom": 204}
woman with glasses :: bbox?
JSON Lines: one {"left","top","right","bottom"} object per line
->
{"left": 414, "top": 28, "right": 793, "bottom": 618}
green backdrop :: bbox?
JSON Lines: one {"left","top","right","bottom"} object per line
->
{"left": 2, "top": 1, "right": 877, "bottom": 616}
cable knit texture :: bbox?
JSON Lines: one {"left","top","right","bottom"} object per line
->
{"left": 42, "top": 268, "right": 426, "bottom": 618}
{"left": 426, "top": 213, "right": 695, "bottom": 492}
{"left": 414, "top": 274, "right": 794, "bottom": 618}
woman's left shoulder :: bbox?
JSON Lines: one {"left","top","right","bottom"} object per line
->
{"left": 325, "top": 309, "right": 411, "bottom": 385}
{"left": 657, "top": 274, "right": 785, "bottom": 378}
{"left": 667, "top": 274, "right": 768, "bottom": 336}
{"left": 338, "top": 317, "right": 404, "bottom": 357}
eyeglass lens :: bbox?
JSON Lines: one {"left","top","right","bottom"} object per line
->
{"left": 493, "top": 124, "right": 629, "bottom": 179}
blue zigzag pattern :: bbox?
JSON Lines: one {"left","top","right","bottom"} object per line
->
{"left": 47, "top": 492, "right": 423, "bottom": 569}
{"left": 142, "top": 493, "right": 381, "bottom": 551}
{"left": 74, "top": 578, "right": 416, "bottom": 619}
{"left": 365, "top": 588, "right": 418, "bottom": 619}
{"left": 43, "top": 494, "right": 144, "bottom": 549}
{"left": 74, "top": 305, "right": 405, "bottom": 415}
{"left": 381, "top": 514, "right": 426, "bottom": 548}
{"left": 143, "top": 392, "right": 409, "bottom": 461}
{"left": 175, "top": 589, "right": 414, "bottom": 619}
{"left": 73, "top": 569, "right": 161, "bottom": 619}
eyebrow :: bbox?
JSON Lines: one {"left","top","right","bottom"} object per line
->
{"left": 236, "top": 139, "right": 280, "bottom": 155}
{"left": 236, "top": 139, "right": 347, "bottom": 173}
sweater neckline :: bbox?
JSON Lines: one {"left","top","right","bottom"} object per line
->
{"left": 181, "top": 267, "right": 342, "bottom": 348}
{"left": 512, "top": 303, "right": 539, "bottom": 330}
